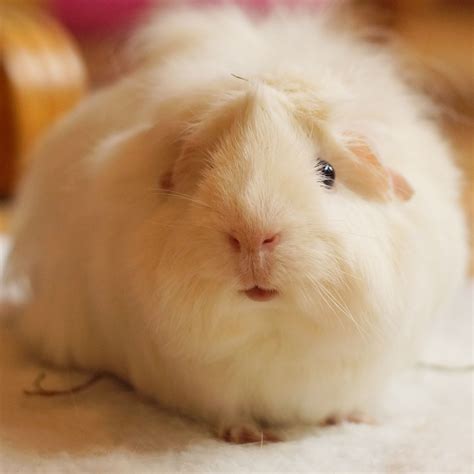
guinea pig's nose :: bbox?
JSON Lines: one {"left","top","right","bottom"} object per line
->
{"left": 261, "top": 232, "right": 280, "bottom": 250}
{"left": 228, "top": 234, "right": 241, "bottom": 252}
{"left": 227, "top": 232, "right": 281, "bottom": 252}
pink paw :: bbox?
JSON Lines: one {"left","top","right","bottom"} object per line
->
{"left": 321, "top": 412, "right": 376, "bottom": 426}
{"left": 219, "top": 424, "right": 281, "bottom": 444}
{"left": 347, "top": 412, "right": 376, "bottom": 425}
{"left": 321, "top": 415, "right": 344, "bottom": 426}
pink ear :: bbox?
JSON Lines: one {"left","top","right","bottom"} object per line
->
{"left": 345, "top": 135, "right": 414, "bottom": 202}
{"left": 387, "top": 167, "right": 414, "bottom": 201}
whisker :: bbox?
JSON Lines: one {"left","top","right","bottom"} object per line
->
{"left": 313, "top": 283, "right": 346, "bottom": 331}
{"left": 148, "top": 221, "right": 217, "bottom": 232}
{"left": 318, "top": 282, "right": 370, "bottom": 341}
{"left": 149, "top": 188, "right": 213, "bottom": 209}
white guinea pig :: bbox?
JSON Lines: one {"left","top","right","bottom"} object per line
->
{"left": 4, "top": 7, "right": 468, "bottom": 443}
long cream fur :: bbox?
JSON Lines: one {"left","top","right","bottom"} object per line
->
{"left": 4, "top": 6, "right": 467, "bottom": 440}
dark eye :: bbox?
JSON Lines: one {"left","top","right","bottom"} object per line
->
{"left": 316, "top": 159, "right": 336, "bottom": 188}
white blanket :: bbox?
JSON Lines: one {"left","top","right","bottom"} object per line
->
{"left": 0, "top": 236, "right": 472, "bottom": 473}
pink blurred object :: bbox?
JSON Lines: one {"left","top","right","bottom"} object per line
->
{"left": 50, "top": 0, "right": 332, "bottom": 34}
{"left": 50, "top": 0, "right": 153, "bottom": 33}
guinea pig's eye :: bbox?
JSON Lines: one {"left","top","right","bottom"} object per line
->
{"left": 316, "top": 159, "right": 336, "bottom": 188}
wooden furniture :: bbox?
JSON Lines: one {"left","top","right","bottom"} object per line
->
{"left": 0, "top": 3, "right": 87, "bottom": 197}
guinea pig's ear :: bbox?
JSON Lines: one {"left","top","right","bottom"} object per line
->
{"left": 339, "top": 134, "right": 414, "bottom": 202}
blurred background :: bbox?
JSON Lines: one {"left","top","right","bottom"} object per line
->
{"left": 0, "top": 0, "right": 473, "bottom": 270}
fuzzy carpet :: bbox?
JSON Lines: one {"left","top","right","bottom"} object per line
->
{"left": 0, "top": 235, "right": 472, "bottom": 473}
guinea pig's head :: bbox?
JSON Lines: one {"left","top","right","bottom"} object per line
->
{"left": 150, "top": 79, "right": 413, "bottom": 333}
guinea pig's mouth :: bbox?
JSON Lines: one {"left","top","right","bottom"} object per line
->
{"left": 241, "top": 286, "right": 279, "bottom": 302}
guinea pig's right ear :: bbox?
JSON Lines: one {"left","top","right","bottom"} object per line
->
{"left": 329, "top": 133, "right": 414, "bottom": 202}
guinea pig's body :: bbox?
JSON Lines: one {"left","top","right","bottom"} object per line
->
{"left": 4, "top": 7, "right": 467, "bottom": 442}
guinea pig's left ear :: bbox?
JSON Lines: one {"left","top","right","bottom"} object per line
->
{"left": 342, "top": 135, "right": 414, "bottom": 202}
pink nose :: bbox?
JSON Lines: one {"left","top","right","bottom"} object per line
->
{"left": 228, "top": 232, "right": 281, "bottom": 252}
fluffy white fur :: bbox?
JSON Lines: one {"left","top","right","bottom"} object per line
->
{"left": 4, "top": 7, "right": 468, "bottom": 441}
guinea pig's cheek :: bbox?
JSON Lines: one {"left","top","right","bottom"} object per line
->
{"left": 186, "top": 233, "right": 236, "bottom": 281}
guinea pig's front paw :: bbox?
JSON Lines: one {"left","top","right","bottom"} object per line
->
{"left": 218, "top": 423, "right": 282, "bottom": 444}
{"left": 321, "top": 412, "right": 376, "bottom": 426}
{"left": 346, "top": 412, "right": 377, "bottom": 425}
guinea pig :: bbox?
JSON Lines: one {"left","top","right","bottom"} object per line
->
{"left": 3, "top": 6, "right": 468, "bottom": 443}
